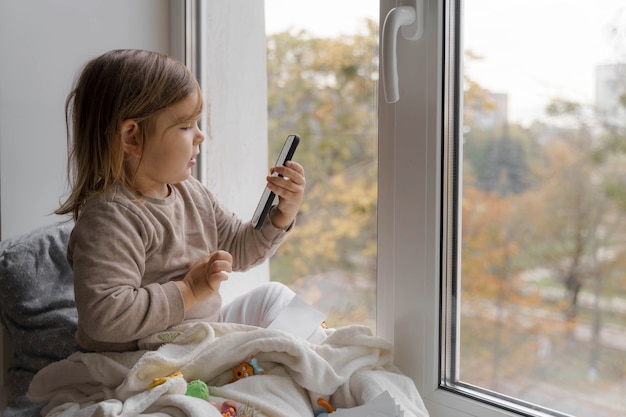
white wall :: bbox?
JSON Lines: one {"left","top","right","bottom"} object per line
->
{"left": 0, "top": 0, "right": 268, "bottom": 410}
{"left": 199, "top": 1, "right": 270, "bottom": 302}
{"left": 0, "top": 0, "right": 174, "bottom": 240}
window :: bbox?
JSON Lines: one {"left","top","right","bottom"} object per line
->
{"left": 263, "top": 1, "right": 626, "bottom": 416}
{"left": 265, "top": 0, "right": 379, "bottom": 331}
{"left": 440, "top": 0, "right": 626, "bottom": 416}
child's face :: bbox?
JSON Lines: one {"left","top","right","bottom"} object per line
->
{"left": 133, "top": 93, "right": 204, "bottom": 197}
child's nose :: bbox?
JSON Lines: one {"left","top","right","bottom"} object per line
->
{"left": 194, "top": 129, "right": 205, "bottom": 145}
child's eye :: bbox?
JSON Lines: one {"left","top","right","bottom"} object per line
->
{"left": 181, "top": 120, "right": 200, "bottom": 130}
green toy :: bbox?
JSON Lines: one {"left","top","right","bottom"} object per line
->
{"left": 185, "top": 379, "right": 209, "bottom": 401}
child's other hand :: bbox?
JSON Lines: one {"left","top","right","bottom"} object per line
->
{"left": 176, "top": 250, "right": 232, "bottom": 309}
{"left": 267, "top": 160, "right": 305, "bottom": 229}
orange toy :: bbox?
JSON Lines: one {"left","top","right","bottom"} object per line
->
{"left": 148, "top": 371, "right": 184, "bottom": 389}
{"left": 232, "top": 354, "right": 265, "bottom": 381}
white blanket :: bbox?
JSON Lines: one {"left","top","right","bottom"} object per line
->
{"left": 28, "top": 323, "right": 429, "bottom": 417}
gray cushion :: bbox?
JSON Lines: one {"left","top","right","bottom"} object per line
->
{"left": 0, "top": 222, "right": 78, "bottom": 412}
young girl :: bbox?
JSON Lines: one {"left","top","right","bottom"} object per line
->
{"left": 56, "top": 49, "right": 322, "bottom": 352}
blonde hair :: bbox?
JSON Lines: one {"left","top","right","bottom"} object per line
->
{"left": 56, "top": 49, "right": 202, "bottom": 220}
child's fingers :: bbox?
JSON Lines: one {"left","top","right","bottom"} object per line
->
{"left": 285, "top": 160, "right": 305, "bottom": 175}
{"left": 208, "top": 260, "right": 232, "bottom": 276}
{"left": 270, "top": 161, "right": 306, "bottom": 186}
{"left": 208, "top": 249, "right": 232, "bottom": 261}
{"left": 207, "top": 270, "right": 229, "bottom": 292}
{"left": 207, "top": 250, "right": 233, "bottom": 275}
{"left": 267, "top": 172, "right": 306, "bottom": 200}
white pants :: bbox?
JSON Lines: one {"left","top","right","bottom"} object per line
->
{"left": 221, "top": 282, "right": 326, "bottom": 343}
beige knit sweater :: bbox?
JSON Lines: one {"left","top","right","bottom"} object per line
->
{"left": 68, "top": 176, "right": 288, "bottom": 352}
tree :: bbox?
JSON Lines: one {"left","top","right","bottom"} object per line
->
{"left": 480, "top": 132, "right": 529, "bottom": 195}
{"left": 461, "top": 183, "right": 551, "bottom": 388}
{"left": 266, "top": 22, "right": 379, "bottom": 291}
{"left": 462, "top": 53, "right": 533, "bottom": 196}
{"left": 528, "top": 100, "right": 626, "bottom": 321}
{"left": 526, "top": 127, "right": 605, "bottom": 321}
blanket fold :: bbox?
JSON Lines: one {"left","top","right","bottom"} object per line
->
{"left": 28, "top": 323, "right": 429, "bottom": 417}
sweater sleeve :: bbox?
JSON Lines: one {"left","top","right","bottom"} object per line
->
{"left": 69, "top": 200, "right": 185, "bottom": 350}
{"left": 207, "top": 189, "right": 291, "bottom": 271}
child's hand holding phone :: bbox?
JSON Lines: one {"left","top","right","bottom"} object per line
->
{"left": 251, "top": 134, "right": 303, "bottom": 230}
{"left": 267, "top": 160, "right": 306, "bottom": 230}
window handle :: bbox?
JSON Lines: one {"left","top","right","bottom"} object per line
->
{"left": 381, "top": 0, "right": 424, "bottom": 103}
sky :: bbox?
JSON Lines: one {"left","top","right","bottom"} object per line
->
{"left": 265, "top": 0, "right": 626, "bottom": 126}
{"left": 265, "top": 0, "right": 378, "bottom": 38}
{"left": 464, "top": 0, "right": 625, "bottom": 125}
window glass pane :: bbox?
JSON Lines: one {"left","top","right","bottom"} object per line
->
{"left": 265, "top": 0, "right": 379, "bottom": 331}
{"left": 458, "top": 1, "right": 626, "bottom": 415}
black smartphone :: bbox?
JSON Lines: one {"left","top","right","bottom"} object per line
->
{"left": 251, "top": 134, "right": 301, "bottom": 230}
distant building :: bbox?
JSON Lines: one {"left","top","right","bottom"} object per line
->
{"left": 595, "top": 63, "right": 626, "bottom": 129}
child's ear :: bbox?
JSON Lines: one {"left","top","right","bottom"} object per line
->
{"left": 120, "top": 120, "right": 142, "bottom": 158}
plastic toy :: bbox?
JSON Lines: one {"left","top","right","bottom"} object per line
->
{"left": 148, "top": 371, "right": 183, "bottom": 388}
{"left": 210, "top": 400, "right": 239, "bottom": 416}
{"left": 232, "top": 354, "right": 265, "bottom": 381}
{"left": 315, "top": 397, "right": 335, "bottom": 416}
{"left": 185, "top": 380, "right": 239, "bottom": 416}
{"left": 185, "top": 379, "right": 209, "bottom": 401}
{"left": 148, "top": 373, "right": 247, "bottom": 417}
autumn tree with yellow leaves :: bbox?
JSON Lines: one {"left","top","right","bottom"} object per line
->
{"left": 266, "top": 23, "right": 378, "bottom": 284}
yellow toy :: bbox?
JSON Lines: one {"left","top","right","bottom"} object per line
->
{"left": 148, "top": 371, "right": 184, "bottom": 388}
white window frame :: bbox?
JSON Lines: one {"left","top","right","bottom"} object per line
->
{"left": 377, "top": 0, "right": 537, "bottom": 416}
